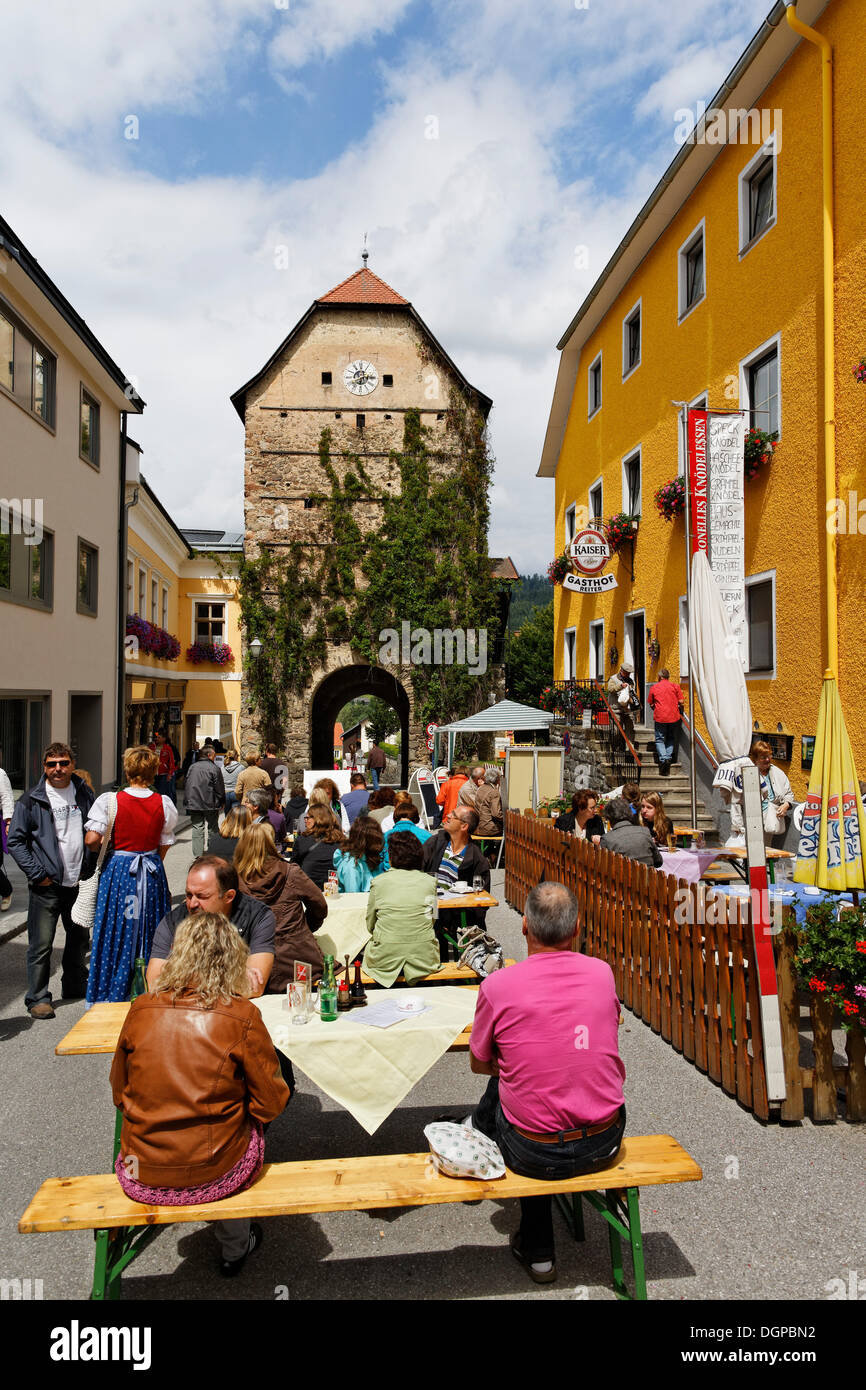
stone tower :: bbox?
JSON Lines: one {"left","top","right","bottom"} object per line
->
{"left": 231, "top": 260, "right": 496, "bottom": 783}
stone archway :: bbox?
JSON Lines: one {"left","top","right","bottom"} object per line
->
{"left": 309, "top": 664, "right": 411, "bottom": 788}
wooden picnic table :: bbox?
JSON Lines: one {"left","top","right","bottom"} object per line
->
{"left": 55, "top": 999, "right": 475, "bottom": 1057}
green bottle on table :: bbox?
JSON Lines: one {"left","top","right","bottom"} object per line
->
{"left": 320, "top": 955, "right": 338, "bottom": 1022}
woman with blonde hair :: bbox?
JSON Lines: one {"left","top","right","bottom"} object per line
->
{"left": 235, "top": 821, "right": 327, "bottom": 988}
{"left": 209, "top": 804, "right": 252, "bottom": 864}
{"left": 291, "top": 804, "right": 346, "bottom": 888}
{"left": 111, "top": 912, "right": 290, "bottom": 1277}
{"left": 639, "top": 791, "right": 672, "bottom": 848}
{"left": 84, "top": 745, "right": 177, "bottom": 1003}
{"left": 729, "top": 740, "right": 795, "bottom": 846}
{"left": 313, "top": 777, "right": 350, "bottom": 832}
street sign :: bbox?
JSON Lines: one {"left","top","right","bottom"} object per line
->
{"left": 426, "top": 722, "right": 437, "bottom": 736}
{"left": 569, "top": 528, "right": 610, "bottom": 575}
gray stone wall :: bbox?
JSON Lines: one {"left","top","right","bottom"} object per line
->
{"left": 550, "top": 727, "right": 611, "bottom": 797}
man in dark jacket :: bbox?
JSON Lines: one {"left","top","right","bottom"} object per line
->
{"left": 599, "top": 797, "right": 662, "bottom": 869}
{"left": 366, "top": 740, "right": 386, "bottom": 790}
{"left": 8, "top": 742, "right": 95, "bottom": 1018}
{"left": 423, "top": 806, "right": 491, "bottom": 957}
{"left": 184, "top": 747, "right": 226, "bottom": 857}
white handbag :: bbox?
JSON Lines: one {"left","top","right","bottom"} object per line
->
{"left": 71, "top": 793, "right": 117, "bottom": 930}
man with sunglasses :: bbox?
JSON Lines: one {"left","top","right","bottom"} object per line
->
{"left": 8, "top": 742, "right": 95, "bottom": 1019}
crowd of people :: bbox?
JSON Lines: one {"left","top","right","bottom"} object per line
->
{"left": 2, "top": 731, "right": 800, "bottom": 1287}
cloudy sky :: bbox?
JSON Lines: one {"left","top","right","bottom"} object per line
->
{"left": 2, "top": 0, "right": 774, "bottom": 574}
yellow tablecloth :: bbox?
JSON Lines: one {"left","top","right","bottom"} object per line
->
{"left": 314, "top": 892, "right": 371, "bottom": 964}
{"left": 255, "top": 985, "right": 477, "bottom": 1134}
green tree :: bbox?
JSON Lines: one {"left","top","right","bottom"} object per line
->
{"left": 505, "top": 600, "right": 554, "bottom": 703}
{"left": 366, "top": 697, "right": 399, "bottom": 745}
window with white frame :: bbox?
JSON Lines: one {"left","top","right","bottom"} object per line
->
{"left": 678, "top": 222, "right": 705, "bottom": 318}
{"left": 138, "top": 568, "right": 146, "bottom": 617}
{"left": 151, "top": 577, "right": 158, "bottom": 624}
{"left": 126, "top": 560, "right": 134, "bottom": 617}
{"left": 161, "top": 585, "right": 169, "bottom": 630}
{"left": 589, "top": 620, "right": 604, "bottom": 680}
{"left": 739, "top": 138, "right": 776, "bottom": 254}
{"left": 565, "top": 503, "right": 577, "bottom": 546}
{"left": 622, "top": 450, "right": 641, "bottom": 517}
{"left": 678, "top": 597, "right": 689, "bottom": 677}
{"left": 743, "top": 343, "right": 780, "bottom": 437}
{"left": 564, "top": 627, "right": 577, "bottom": 681}
{"left": 746, "top": 573, "right": 775, "bottom": 675}
{"left": 195, "top": 600, "right": 225, "bottom": 645}
{"left": 588, "top": 353, "right": 602, "bottom": 418}
{"left": 678, "top": 393, "right": 707, "bottom": 475}
{"left": 622, "top": 302, "right": 641, "bottom": 378}
{"left": 589, "top": 479, "right": 603, "bottom": 525}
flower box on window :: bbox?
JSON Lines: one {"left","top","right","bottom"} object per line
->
{"left": 185, "top": 642, "right": 234, "bottom": 667}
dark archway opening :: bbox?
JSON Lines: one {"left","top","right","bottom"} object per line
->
{"left": 310, "top": 665, "right": 410, "bottom": 788}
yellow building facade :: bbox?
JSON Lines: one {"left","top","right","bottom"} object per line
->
{"left": 125, "top": 465, "right": 243, "bottom": 757}
{"left": 539, "top": 0, "right": 865, "bottom": 800}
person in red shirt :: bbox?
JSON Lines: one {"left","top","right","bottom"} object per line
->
{"left": 647, "top": 668, "right": 685, "bottom": 777}
{"left": 151, "top": 729, "right": 177, "bottom": 801}
{"left": 435, "top": 767, "right": 469, "bottom": 826}
{"left": 467, "top": 882, "right": 625, "bottom": 1284}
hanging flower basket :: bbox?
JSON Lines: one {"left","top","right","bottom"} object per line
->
{"left": 185, "top": 642, "right": 234, "bottom": 667}
{"left": 654, "top": 476, "right": 686, "bottom": 521}
{"left": 604, "top": 513, "right": 638, "bottom": 553}
{"left": 853, "top": 358, "right": 866, "bottom": 384}
{"left": 125, "top": 614, "right": 181, "bottom": 661}
{"left": 547, "top": 551, "right": 571, "bottom": 585}
{"left": 744, "top": 427, "right": 778, "bottom": 481}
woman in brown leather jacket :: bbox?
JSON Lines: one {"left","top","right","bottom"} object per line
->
{"left": 236, "top": 821, "right": 328, "bottom": 988}
{"left": 110, "top": 912, "right": 290, "bottom": 1277}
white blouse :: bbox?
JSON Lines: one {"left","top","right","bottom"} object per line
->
{"left": 85, "top": 787, "right": 178, "bottom": 846}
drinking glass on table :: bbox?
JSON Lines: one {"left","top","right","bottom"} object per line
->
{"left": 289, "top": 961, "right": 312, "bottom": 1025}
{"left": 472, "top": 875, "right": 484, "bottom": 894}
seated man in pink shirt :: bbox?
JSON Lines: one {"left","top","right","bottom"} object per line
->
{"left": 468, "top": 881, "right": 625, "bottom": 1284}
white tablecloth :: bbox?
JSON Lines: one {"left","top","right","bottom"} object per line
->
{"left": 255, "top": 985, "right": 477, "bottom": 1134}
{"left": 314, "top": 892, "right": 371, "bottom": 964}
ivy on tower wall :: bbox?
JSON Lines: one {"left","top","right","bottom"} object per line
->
{"left": 236, "top": 400, "right": 500, "bottom": 741}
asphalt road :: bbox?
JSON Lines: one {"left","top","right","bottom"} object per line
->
{"left": 0, "top": 822, "right": 863, "bottom": 1302}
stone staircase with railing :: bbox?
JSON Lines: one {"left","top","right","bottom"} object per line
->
{"left": 589, "top": 724, "right": 720, "bottom": 844}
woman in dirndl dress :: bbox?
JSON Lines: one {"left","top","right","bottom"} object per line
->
{"left": 84, "top": 745, "right": 176, "bottom": 1003}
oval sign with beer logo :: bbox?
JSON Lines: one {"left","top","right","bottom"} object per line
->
{"left": 569, "top": 528, "right": 610, "bottom": 575}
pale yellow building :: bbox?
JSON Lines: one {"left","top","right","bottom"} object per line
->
{"left": 125, "top": 469, "right": 242, "bottom": 758}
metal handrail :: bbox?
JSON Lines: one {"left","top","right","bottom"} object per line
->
{"left": 591, "top": 678, "right": 643, "bottom": 767}
{"left": 679, "top": 709, "right": 719, "bottom": 770}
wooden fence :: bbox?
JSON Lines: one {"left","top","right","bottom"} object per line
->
{"left": 505, "top": 811, "right": 865, "bottom": 1123}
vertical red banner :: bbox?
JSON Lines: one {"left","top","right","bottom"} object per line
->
{"left": 688, "top": 409, "right": 708, "bottom": 557}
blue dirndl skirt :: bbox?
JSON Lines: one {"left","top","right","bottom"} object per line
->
{"left": 85, "top": 849, "right": 170, "bottom": 1004}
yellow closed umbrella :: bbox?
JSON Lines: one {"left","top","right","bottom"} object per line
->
{"left": 795, "top": 671, "right": 866, "bottom": 890}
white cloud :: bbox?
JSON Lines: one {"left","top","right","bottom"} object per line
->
{"left": 268, "top": 0, "right": 415, "bottom": 69}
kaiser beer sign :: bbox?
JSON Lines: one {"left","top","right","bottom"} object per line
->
{"left": 564, "top": 529, "right": 618, "bottom": 593}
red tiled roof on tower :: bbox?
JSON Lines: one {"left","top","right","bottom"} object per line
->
{"left": 317, "top": 266, "right": 409, "bottom": 307}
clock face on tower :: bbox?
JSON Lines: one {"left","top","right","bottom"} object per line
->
{"left": 343, "top": 359, "right": 379, "bottom": 395}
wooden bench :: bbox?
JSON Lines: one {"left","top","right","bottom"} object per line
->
{"left": 19, "top": 1135, "right": 701, "bottom": 1301}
